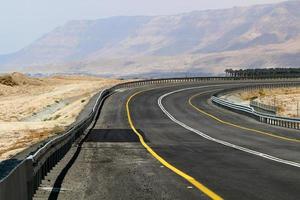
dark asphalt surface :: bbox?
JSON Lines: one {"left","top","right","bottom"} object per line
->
{"left": 37, "top": 81, "right": 300, "bottom": 200}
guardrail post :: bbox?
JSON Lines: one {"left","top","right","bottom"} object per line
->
{"left": 213, "top": 93, "right": 300, "bottom": 130}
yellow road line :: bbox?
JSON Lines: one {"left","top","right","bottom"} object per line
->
{"left": 126, "top": 90, "right": 223, "bottom": 200}
{"left": 189, "top": 92, "right": 300, "bottom": 143}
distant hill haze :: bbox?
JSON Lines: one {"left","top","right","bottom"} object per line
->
{"left": 1, "top": 0, "right": 300, "bottom": 77}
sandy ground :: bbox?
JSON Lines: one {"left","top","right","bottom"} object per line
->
{"left": 0, "top": 73, "right": 123, "bottom": 160}
{"left": 224, "top": 87, "right": 300, "bottom": 118}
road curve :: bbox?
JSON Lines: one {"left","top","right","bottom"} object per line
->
{"left": 129, "top": 82, "right": 300, "bottom": 200}
{"left": 34, "top": 81, "right": 300, "bottom": 200}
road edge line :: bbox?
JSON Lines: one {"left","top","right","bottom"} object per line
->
{"left": 126, "top": 90, "right": 224, "bottom": 200}
{"left": 189, "top": 92, "right": 300, "bottom": 143}
{"left": 157, "top": 87, "right": 300, "bottom": 168}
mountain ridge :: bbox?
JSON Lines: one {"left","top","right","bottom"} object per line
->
{"left": 1, "top": 0, "right": 300, "bottom": 77}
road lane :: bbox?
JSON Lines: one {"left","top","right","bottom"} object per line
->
{"left": 34, "top": 81, "right": 300, "bottom": 200}
{"left": 34, "top": 86, "right": 205, "bottom": 200}
{"left": 159, "top": 85, "right": 300, "bottom": 163}
{"left": 127, "top": 89, "right": 223, "bottom": 200}
{"left": 129, "top": 83, "right": 300, "bottom": 199}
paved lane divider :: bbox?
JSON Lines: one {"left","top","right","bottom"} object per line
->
{"left": 157, "top": 86, "right": 300, "bottom": 168}
{"left": 126, "top": 90, "right": 224, "bottom": 200}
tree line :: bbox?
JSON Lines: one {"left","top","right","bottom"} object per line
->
{"left": 225, "top": 68, "right": 300, "bottom": 78}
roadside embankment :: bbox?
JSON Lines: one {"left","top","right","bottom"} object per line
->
{"left": 0, "top": 72, "right": 123, "bottom": 160}
{"left": 221, "top": 87, "right": 300, "bottom": 118}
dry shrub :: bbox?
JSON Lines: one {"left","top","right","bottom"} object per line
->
{"left": 0, "top": 126, "right": 65, "bottom": 159}
{"left": 258, "top": 89, "right": 266, "bottom": 97}
{"left": 51, "top": 125, "right": 65, "bottom": 135}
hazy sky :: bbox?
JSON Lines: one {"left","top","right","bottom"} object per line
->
{"left": 0, "top": 0, "right": 285, "bottom": 54}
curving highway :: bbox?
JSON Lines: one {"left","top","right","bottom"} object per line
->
{"left": 34, "top": 81, "right": 300, "bottom": 200}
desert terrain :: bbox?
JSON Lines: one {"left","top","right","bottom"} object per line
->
{"left": 0, "top": 72, "right": 122, "bottom": 160}
{"left": 226, "top": 87, "right": 300, "bottom": 118}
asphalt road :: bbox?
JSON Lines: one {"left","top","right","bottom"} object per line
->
{"left": 34, "top": 81, "right": 300, "bottom": 200}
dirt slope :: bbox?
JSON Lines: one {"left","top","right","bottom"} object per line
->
{"left": 0, "top": 73, "right": 123, "bottom": 160}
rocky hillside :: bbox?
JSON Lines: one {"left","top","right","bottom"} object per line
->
{"left": 0, "top": 72, "right": 44, "bottom": 86}
{"left": 1, "top": 0, "right": 300, "bottom": 77}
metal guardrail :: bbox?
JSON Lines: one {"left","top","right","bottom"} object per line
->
{"left": 250, "top": 100, "right": 277, "bottom": 115}
{"left": 1, "top": 77, "right": 300, "bottom": 200}
{"left": 111, "top": 77, "right": 300, "bottom": 90}
{"left": 0, "top": 89, "right": 110, "bottom": 200}
{"left": 211, "top": 83, "right": 300, "bottom": 130}
{"left": 214, "top": 82, "right": 300, "bottom": 97}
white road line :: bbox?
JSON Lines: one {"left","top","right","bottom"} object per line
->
{"left": 39, "top": 187, "right": 71, "bottom": 192}
{"left": 157, "top": 85, "right": 300, "bottom": 168}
